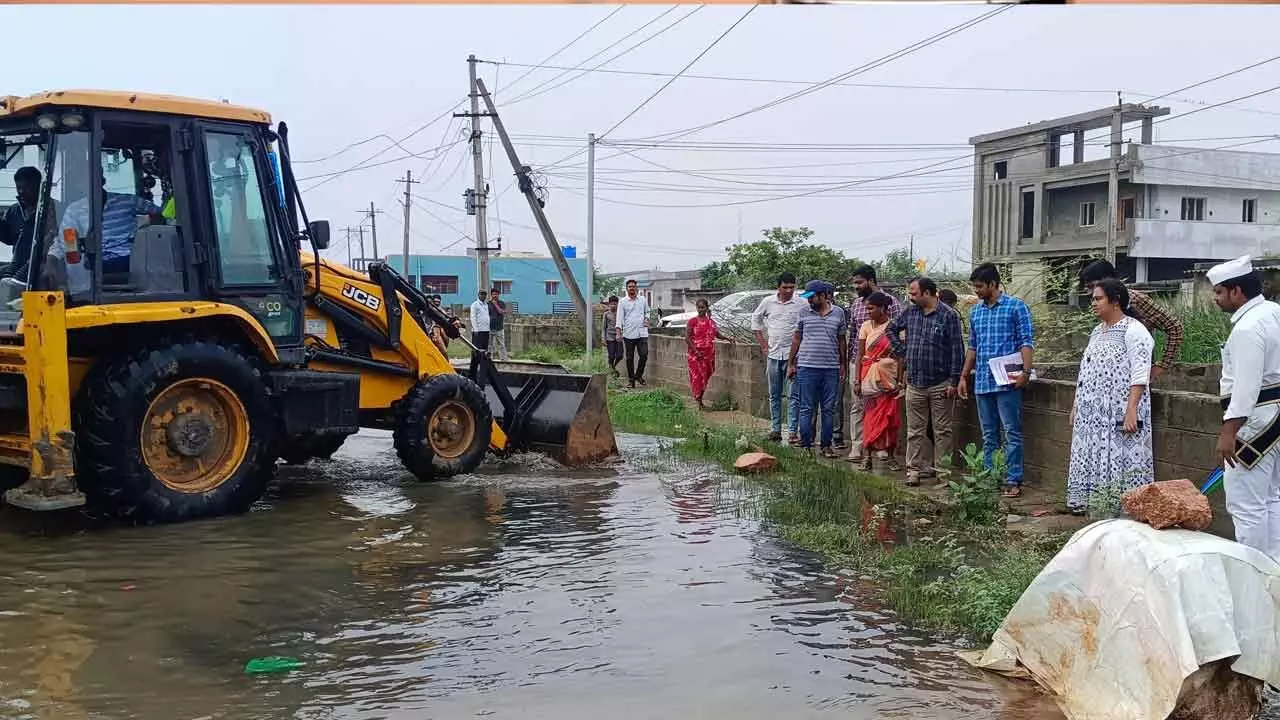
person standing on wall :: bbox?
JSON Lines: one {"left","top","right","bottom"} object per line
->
{"left": 958, "top": 263, "right": 1035, "bottom": 499}
{"left": 468, "top": 289, "right": 492, "bottom": 379}
{"left": 488, "top": 287, "right": 509, "bottom": 361}
{"left": 617, "top": 279, "right": 651, "bottom": 389}
{"left": 1210, "top": 255, "right": 1280, "bottom": 562}
{"left": 1078, "top": 259, "right": 1185, "bottom": 381}
{"left": 752, "top": 272, "right": 803, "bottom": 444}
{"left": 887, "top": 277, "right": 965, "bottom": 486}
{"left": 788, "top": 280, "right": 848, "bottom": 457}
{"left": 603, "top": 295, "right": 623, "bottom": 378}
{"left": 1066, "top": 279, "right": 1156, "bottom": 515}
{"left": 844, "top": 265, "right": 901, "bottom": 464}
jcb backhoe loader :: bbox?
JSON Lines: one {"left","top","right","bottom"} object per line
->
{"left": 0, "top": 89, "right": 617, "bottom": 524}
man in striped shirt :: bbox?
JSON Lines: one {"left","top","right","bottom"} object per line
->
{"left": 60, "top": 183, "right": 165, "bottom": 276}
{"left": 1078, "top": 259, "right": 1185, "bottom": 380}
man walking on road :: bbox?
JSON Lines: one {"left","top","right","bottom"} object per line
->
{"left": 488, "top": 287, "right": 509, "bottom": 361}
{"left": 617, "top": 279, "right": 651, "bottom": 388}
{"left": 887, "top": 277, "right": 965, "bottom": 486}
{"left": 1210, "top": 255, "right": 1280, "bottom": 562}
{"left": 789, "top": 280, "right": 847, "bottom": 457}
{"left": 958, "top": 263, "right": 1035, "bottom": 499}
{"left": 845, "top": 265, "right": 901, "bottom": 463}
{"left": 752, "top": 272, "right": 802, "bottom": 444}
{"left": 1079, "top": 259, "right": 1184, "bottom": 380}
{"left": 468, "top": 289, "right": 492, "bottom": 379}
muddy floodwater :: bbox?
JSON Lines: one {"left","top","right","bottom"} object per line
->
{"left": 0, "top": 432, "right": 1065, "bottom": 720}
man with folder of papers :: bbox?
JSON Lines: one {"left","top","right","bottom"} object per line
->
{"left": 958, "top": 263, "right": 1035, "bottom": 498}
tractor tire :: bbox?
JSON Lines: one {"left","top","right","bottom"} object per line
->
{"left": 393, "top": 374, "right": 492, "bottom": 481}
{"left": 279, "top": 434, "right": 347, "bottom": 465}
{"left": 74, "top": 339, "right": 277, "bottom": 525}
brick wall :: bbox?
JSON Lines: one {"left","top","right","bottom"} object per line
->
{"left": 643, "top": 333, "right": 1235, "bottom": 539}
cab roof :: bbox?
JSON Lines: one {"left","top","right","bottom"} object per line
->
{"left": 0, "top": 90, "right": 271, "bottom": 125}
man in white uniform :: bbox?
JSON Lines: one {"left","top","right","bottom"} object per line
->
{"left": 468, "top": 289, "right": 492, "bottom": 380}
{"left": 1211, "top": 255, "right": 1280, "bottom": 561}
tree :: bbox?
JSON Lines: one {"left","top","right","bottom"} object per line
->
{"left": 699, "top": 226, "right": 863, "bottom": 290}
{"left": 593, "top": 265, "right": 623, "bottom": 299}
{"left": 876, "top": 247, "right": 916, "bottom": 282}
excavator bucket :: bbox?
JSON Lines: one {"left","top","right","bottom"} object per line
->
{"left": 460, "top": 360, "right": 619, "bottom": 466}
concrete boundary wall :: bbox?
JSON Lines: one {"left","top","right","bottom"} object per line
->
{"left": 641, "top": 332, "right": 1234, "bottom": 538}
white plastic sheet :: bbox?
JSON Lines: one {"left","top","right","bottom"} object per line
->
{"left": 961, "top": 519, "right": 1280, "bottom": 720}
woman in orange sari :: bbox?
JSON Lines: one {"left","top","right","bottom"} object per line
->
{"left": 686, "top": 299, "right": 730, "bottom": 410}
{"left": 854, "top": 292, "right": 902, "bottom": 471}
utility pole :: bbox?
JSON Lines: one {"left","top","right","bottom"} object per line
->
{"left": 475, "top": 76, "right": 587, "bottom": 318}
{"left": 465, "top": 54, "right": 491, "bottom": 295}
{"left": 343, "top": 226, "right": 355, "bottom": 265}
{"left": 586, "top": 132, "right": 596, "bottom": 362}
{"left": 399, "top": 170, "right": 420, "bottom": 277}
{"left": 356, "top": 224, "right": 366, "bottom": 271}
{"left": 1106, "top": 93, "right": 1122, "bottom": 266}
{"left": 368, "top": 202, "right": 380, "bottom": 260}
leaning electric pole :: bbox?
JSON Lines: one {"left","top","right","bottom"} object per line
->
{"left": 475, "top": 76, "right": 587, "bottom": 318}
{"left": 399, "top": 170, "right": 419, "bottom": 277}
{"left": 464, "top": 54, "right": 491, "bottom": 295}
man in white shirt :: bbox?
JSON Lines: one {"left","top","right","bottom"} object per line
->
{"left": 468, "top": 289, "right": 492, "bottom": 379}
{"left": 752, "top": 272, "right": 801, "bottom": 443}
{"left": 615, "top": 278, "right": 650, "bottom": 389}
{"left": 1211, "top": 255, "right": 1280, "bottom": 562}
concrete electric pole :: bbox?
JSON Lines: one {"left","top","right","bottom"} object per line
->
{"left": 474, "top": 76, "right": 587, "bottom": 318}
{"left": 466, "top": 54, "right": 491, "bottom": 295}
{"left": 586, "top": 132, "right": 596, "bottom": 361}
{"left": 399, "top": 170, "right": 419, "bottom": 278}
{"left": 1105, "top": 96, "right": 1123, "bottom": 266}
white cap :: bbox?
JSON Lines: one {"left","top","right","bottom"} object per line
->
{"left": 1207, "top": 255, "right": 1254, "bottom": 287}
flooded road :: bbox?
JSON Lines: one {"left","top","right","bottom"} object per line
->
{"left": 0, "top": 432, "right": 1062, "bottom": 720}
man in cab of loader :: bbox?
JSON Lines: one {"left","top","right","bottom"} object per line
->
{"left": 0, "top": 166, "right": 58, "bottom": 281}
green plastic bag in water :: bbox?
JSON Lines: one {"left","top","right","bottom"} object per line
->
{"left": 244, "top": 656, "right": 304, "bottom": 674}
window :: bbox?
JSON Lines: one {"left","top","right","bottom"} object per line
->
{"left": 993, "top": 161, "right": 1008, "bottom": 181}
{"left": 492, "top": 280, "right": 512, "bottom": 295}
{"left": 420, "top": 275, "right": 458, "bottom": 294}
{"left": 1020, "top": 190, "right": 1035, "bottom": 239}
{"left": 544, "top": 280, "right": 560, "bottom": 295}
{"left": 204, "top": 131, "right": 279, "bottom": 285}
{"left": 1180, "top": 197, "right": 1206, "bottom": 221}
{"left": 1120, "top": 197, "right": 1135, "bottom": 229}
{"left": 1079, "top": 202, "right": 1096, "bottom": 227}
{"left": 1243, "top": 198, "right": 1258, "bottom": 224}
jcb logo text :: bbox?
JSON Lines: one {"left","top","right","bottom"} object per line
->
{"left": 342, "top": 284, "right": 382, "bottom": 311}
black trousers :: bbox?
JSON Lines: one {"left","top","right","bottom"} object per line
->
{"left": 469, "top": 330, "right": 490, "bottom": 379}
{"left": 624, "top": 337, "right": 649, "bottom": 382}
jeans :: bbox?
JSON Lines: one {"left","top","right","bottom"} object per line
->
{"left": 766, "top": 358, "right": 800, "bottom": 436}
{"left": 796, "top": 366, "right": 839, "bottom": 449}
{"left": 624, "top": 337, "right": 649, "bottom": 383}
{"left": 975, "top": 388, "right": 1024, "bottom": 485}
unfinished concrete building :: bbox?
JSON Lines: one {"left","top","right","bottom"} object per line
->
{"left": 969, "top": 103, "right": 1280, "bottom": 304}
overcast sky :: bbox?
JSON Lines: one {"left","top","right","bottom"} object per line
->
{"left": 5, "top": 4, "right": 1279, "bottom": 274}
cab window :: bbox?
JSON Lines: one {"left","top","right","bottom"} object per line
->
{"left": 204, "top": 131, "right": 279, "bottom": 286}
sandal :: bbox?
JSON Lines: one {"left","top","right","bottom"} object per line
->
{"left": 820, "top": 447, "right": 840, "bottom": 459}
{"left": 1001, "top": 484, "right": 1023, "bottom": 498}
{"left": 885, "top": 458, "right": 903, "bottom": 472}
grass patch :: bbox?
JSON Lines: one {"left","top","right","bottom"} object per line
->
{"left": 512, "top": 344, "right": 607, "bottom": 375}
{"left": 609, "top": 387, "right": 1069, "bottom": 643}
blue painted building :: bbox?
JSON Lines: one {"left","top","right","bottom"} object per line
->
{"left": 385, "top": 253, "right": 590, "bottom": 315}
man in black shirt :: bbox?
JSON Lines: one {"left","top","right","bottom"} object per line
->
{"left": 488, "top": 288, "right": 509, "bottom": 360}
{"left": 0, "top": 167, "right": 44, "bottom": 281}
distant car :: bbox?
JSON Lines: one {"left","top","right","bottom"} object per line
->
{"left": 659, "top": 290, "right": 776, "bottom": 343}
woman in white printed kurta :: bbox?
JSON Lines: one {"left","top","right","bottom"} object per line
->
{"left": 1067, "top": 279, "right": 1156, "bottom": 514}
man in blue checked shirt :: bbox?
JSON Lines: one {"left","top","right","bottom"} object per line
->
{"left": 957, "top": 262, "right": 1035, "bottom": 498}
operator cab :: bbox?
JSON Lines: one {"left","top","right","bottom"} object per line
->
{"left": 0, "top": 92, "right": 332, "bottom": 356}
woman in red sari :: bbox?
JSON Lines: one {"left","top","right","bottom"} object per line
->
{"left": 686, "top": 299, "right": 730, "bottom": 410}
{"left": 854, "top": 292, "right": 902, "bottom": 471}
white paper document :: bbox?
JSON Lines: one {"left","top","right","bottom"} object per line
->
{"left": 988, "top": 352, "right": 1037, "bottom": 386}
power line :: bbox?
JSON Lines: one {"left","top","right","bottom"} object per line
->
{"left": 499, "top": 6, "right": 686, "bottom": 106}
{"left": 497, "top": 5, "right": 627, "bottom": 98}
{"left": 626, "top": 6, "right": 1014, "bottom": 145}
{"left": 599, "top": 6, "right": 757, "bottom": 142}
{"left": 302, "top": 100, "right": 465, "bottom": 191}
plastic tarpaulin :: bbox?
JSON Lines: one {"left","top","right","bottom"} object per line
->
{"left": 960, "top": 519, "right": 1280, "bottom": 720}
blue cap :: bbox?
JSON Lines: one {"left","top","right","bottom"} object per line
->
{"left": 799, "top": 280, "right": 833, "bottom": 299}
